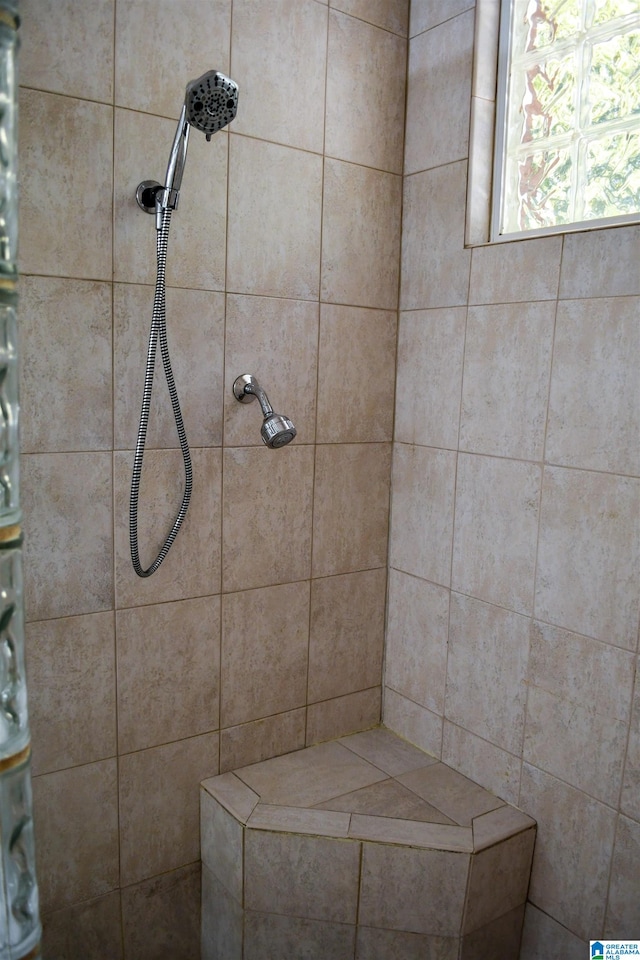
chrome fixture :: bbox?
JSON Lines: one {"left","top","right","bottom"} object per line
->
{"left": 233, "top": 374, "right": 297, "bottom": 449}
{"left": 136, "top": 70, "right": 239, "bottom": 225}
{"left": 129, "top": 70, "right": 238, "bottom": 578}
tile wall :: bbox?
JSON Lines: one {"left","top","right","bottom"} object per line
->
{"left": 386, "top": 0, "right": 640, "bottom": 954}
{"left": 18, "top": 0, "right": 406, "bottom": 955}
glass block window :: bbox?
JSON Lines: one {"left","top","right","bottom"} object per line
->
{"left": 493, "top": 0, "right": 640, "bottom": 238}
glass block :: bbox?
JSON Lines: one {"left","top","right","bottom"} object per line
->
{"left": 586, "top": 130, "right": 640, "bottom": 219}
{"left": 503, "top": 145, "right": 574, "bottom": 233}
{"left": 589, "top": 30, "right": 640, "bottom": 126}
{"left": 593, "top": 0, "right": 640, "bottom": 26}
{"left": 0, "top": 20, "right": 18, "bottom": 280}
{"left": 512, "top": 0, "right": 582, "bottom": 54}
{"left": 0, "top": 299, "right": 18, "bottom": 526}
{"left": 0, "top": 751, "right": 41, "bottom": 960}
{"left": 511, "top": 52, "right": 576, "bottom": 144}
{"left": 0, "top": 536, "right": 27, "bottom": 761}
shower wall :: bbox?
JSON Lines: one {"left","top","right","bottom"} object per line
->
{"left": 17, "top": 0, "right": 406, "bottom": 955}
{"left": 385, "top": 2, "right": 640, "bottom": 955}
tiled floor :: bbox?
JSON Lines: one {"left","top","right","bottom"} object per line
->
{"left": 201, "top": 727, "right": 536, "bottom": 959}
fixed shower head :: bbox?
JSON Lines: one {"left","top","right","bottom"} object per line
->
{"left": 137, "top": 69, "right": 239, "bottom": 222}
{"left": 233, "top": 374, "right": 297, "bottom": 449}
{"left": 185, "top": 70, "right": 239, "bottom": 141}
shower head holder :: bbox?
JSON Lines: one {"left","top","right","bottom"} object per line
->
{"left": 233, "top": 374, "right": 297, "bottom": 449}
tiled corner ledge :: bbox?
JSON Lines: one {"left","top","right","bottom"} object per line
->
{"left": 200, "top": 727, "right": 535, "bottom": 960}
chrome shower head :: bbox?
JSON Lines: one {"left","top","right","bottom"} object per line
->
{"left": 233, "top": 374, "right": 297, "bottom": 449}
{"left": 137, "top": 69, "right": 239, "bottom": 222}
{"left": 185, "top": 70, "right": 239, "bottom": 141}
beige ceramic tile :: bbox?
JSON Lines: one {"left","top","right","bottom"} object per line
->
{"left": 356, "top": 926, "right": 458, "bottom": 960}
{"left": 442, "top": 721, "right": 521, "bottom": 806}
{"left": 546, "top": 296, "right": 640, "bottom": 476}
{"left": 224, "top": 294, "right": 318, "bottom": 447}
{"left": 200, "top": 789, "right": 244, "bottom": 900}
{"left": 321, "top": 159, "right": 402, "bottom": 309}
{"left": 471, "top": 0, "right": 500, "bottom": 102}
{"left": 339, "top": 726, "right": 437, "bottom": 776}
{"left": 445, "top": 594, "right": 530, "bottom": 754}
{"left": 231, "top": 0, "right": 327, "bottom": 152}
{"left": 350, "top": 814, "right": 474, "bottom": 852}
{"left": 115, "top": 0, "right": 231, "bottom": 116}
{"left": 385, "top": 570, "right": 450, "bottom": 716}
{"left": 331, "top": 0, "right": 409, "bottom": 35}
{"left": 312, "top": 443, "right": 391, "bottom": 577}
{"left": 20, "top": 0, "right": 114, "bottom": 100}
{"left": 394, "top": 308, "right": 465, "bottom": 449}
{"left": 399, "top": 763, "right": 504, "bottom": 826}
{"left": 519, "top": 763, "right": 617, "bottom": 940}
{"left": 400, "top": 163, "right": 471, "bottom": 310}
{"left": 535, "top": 467, "right": 640, "bottom": 649}
{"left": 466, "top": 95, "right": 495, "bottom": 246}
{"left": 121, "top": 863, "right": 201, "bottom": 960}
{"left": 119, "top": 732, "right": 219, "bottom": 886}
{"left": 236, "top": 740, "right": 387, "bottom": 807}
{"left": 22, "top": 453, "right": 113, "bottom": 621}
{"left": 519, "top": 904, "right": 586, "bottom": 960}
{"left": 220, "top": 708, "right": 306, "bottom": 774}
{"left": 559, "top": 225, "right": 640, "bottom": 300}
{"left": 19, "top": 91, "right": 112, "bottom": 279}
{"left": 202, "top": 867, "right": 243, "bottom": 960}
{"left": 308, "top": 569, "right": 385, "bottom": 702}
{"left": 227, "top": 136, "right": 322, "bottom": 299}
{"left": 114, "top": 284, "right": 225, "bottom": 449}
{"left": 524, "top": 686, "right": 629, "bottom": 807}
{"left": 529, "top": 621, "right": 636, "bottom": 724}
{"left": 315, "top": 777, "right": 453, "bottom": 823}
{"left": 404, "top": 10, "right": 474, "bottom": 174}
{"left": 248, "top": 803, "right": 351, "bottom": 838}
{"left": 113, "top": 108, "right": 228, "bottom": 290}
{"left": 26, "top": 612, "right": 116, "bottom": 776}
{"left": 460, "top": 301, "right": 555, "bottom": 460}
{"left": 410, "top": 0, "right": 474, "bottom": 36}
{"left": 460, "top": 905, "right": 526, "bottom": 960}
{"left": 42, "top": 892, "right": 123, "bottom": 960}
{"left": 463, "top": 829, "right": 535, "bottom": 932}
{"left": 326, "top": 11, "right": 406, "bottom": 173}
{"left": 452, "top": 454, "right": 541, "bottom": 615}
{"left": 317, "top": 304, "right": 397, "bottom": 443}
{"left": 359, "top": 842, "right": 470, "bottom": 935}
{"left": 244, "top": 830, "right": 361, "bottom": 922}
{"left": 202, "top": 772, "right": 260, "bottom": 824}
{"left": 114, "top": 447, "right": 222, "bottom": 608}
{"left": 383, "top": 688, "right": 444, "bottom": 758}
{"left": 605, "top": 815, "right": 640, "bottom": 938}
{"left": 244, "top": 912, "right": 356, "bottom": 960}
{"left": 621, "top": 666, "right": 640, "bottom": 821}
{"left": 469, "top": 236, "right": 562, "bottom": 305}
{"left": 116, "top": 595, "right": 220, "bottom": 753}
{"left": 20, "top": 277, "right": 112, "bottom": 453}
{"left": 472, "top": 805, "right": 536, "bottom": 852}
{"left": 220, "top": 582, "right": 310, "bottom": 727}
{"left": 32, "top": 760, "right": 119, "bottom": 913}
{"left": 306, "top": 688, "right": 381, "bottom": 745}
{"left": 389, "top": 444, "right": 457, "bottom": 586}
{"left": 222, "top": 445, "right": 314, "bottom": 591}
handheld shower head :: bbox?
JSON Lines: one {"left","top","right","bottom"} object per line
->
{"left": 233, "top": 374, "right": 297, "bottom": 449}
{"left": 185, "top": 70, "right": 239, "bottom": 141}
{"left": 137, "top": 69, "right": 239, "bottom": 222}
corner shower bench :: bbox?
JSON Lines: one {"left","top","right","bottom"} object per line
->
{"left": 200, "top": 726, "right": 535, "bottom": 960}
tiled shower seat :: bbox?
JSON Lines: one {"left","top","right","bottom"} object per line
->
{"left": 200, "top": 727, "right": 535, "bottom": 960}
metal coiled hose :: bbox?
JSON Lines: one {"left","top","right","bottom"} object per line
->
{"left": 129, "top": 207, "right": 193, "bottom": 577}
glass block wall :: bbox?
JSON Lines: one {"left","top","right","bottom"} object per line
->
{"left": 0, "top": 3, "right": 41, "bottom": 958}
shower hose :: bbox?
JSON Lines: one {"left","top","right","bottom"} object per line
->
{"left": 129, "top": 206, "right": 193, "bottom": 577}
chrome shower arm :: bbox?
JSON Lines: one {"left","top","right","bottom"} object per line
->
{"left": 240, "top": 377, "right": 274, "bottom": 418}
